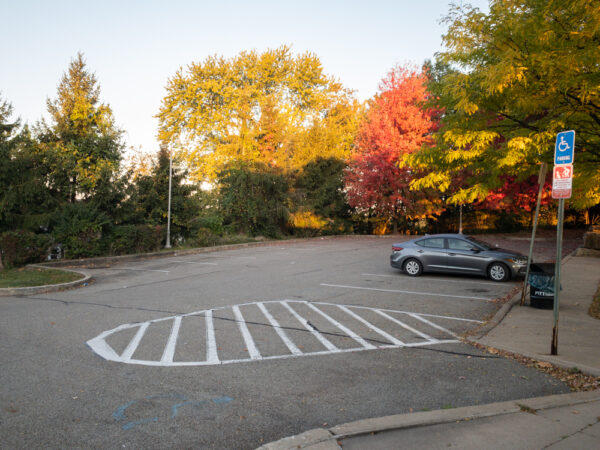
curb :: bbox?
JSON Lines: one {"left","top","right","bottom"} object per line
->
{"left": 468, "top": 246, "right": 582, "bottom": 341}
{"left": 257, "top": 391, "right": 600, "bottom": 449}
{"left": 0, "top": 265, "right": 92, "bottom": 297}
{"left": 35, "top": 235, "right": 392, "bottom": 269}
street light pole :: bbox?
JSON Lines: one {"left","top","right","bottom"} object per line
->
{"left": 165, "top": 151, "right": 173, "bottom": 249}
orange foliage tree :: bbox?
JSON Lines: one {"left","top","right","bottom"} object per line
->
{"left": 344, "top": 66, "right": 442, "bottom": 233}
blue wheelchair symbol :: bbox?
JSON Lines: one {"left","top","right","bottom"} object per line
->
{"left": 554, "top": 131, "right": 575, "bottom": 165}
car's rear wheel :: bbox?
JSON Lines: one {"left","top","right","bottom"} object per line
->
{"left": 488, "top": 262, "right": 509, "bottom": 282}
{"left": 403, "top": 258, "right": 423, "bottom": 277}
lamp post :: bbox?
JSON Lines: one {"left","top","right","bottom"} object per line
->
{"left": 165, "top": 151, "right": 173, "bottom": 249}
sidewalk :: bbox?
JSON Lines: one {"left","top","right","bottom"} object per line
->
{"left": 259, "top": 255, "right": 600, "bottom": 449}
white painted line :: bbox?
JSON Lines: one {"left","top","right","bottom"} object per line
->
{"left": 161, "top": 316, "right": 182, "bottom": 363}
{"left": 205, "top": 310, "right": 219, "bottom": 364}
{"left": 121, "top": 322, "right": 150, "bottom": 361}
{"left": 282, "top": 301, "right": 339, "bottom": 352}
{"left": 376, "top": 310, "right": 437, "bottom": 343}
{"left": 87, "top": 300, "right": 475, "bottom": 367}
{"left": 337, "top": 305, "right": 404, "bottom": 346}
{"left": 407, "top": 313, "right": 458, "bottom": 339}
{"left": 304, "top": 301, "right": 484, "bottom": 324}
{"left": 307, "top": 303, "right": 375, "bottom": 349}
{"left": 320, "top": 283, "right": 493, "bottom": 301}
{"left": 110, "top": 268, "right": 170, "bottom": 273}
{"left": 257, "top": 302, "right": 302, "bottom": 356}
{"left": 232, "top": 305, "right": 261, "bottom": 360}
{"left": 362, "top": 273, "right": 498, "bottom": 286}
{"left": 171, "top": 260, "right": 218, "bottom": 266}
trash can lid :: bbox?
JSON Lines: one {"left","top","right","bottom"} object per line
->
{"left": 530, "top": 263, "right": 556, "bottom": 274}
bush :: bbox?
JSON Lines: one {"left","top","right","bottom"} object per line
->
{"left": 51, "top": 203, "right": 110, "bottom": 259}
{"left": 107, "top": 225, "right": 164, "bottom": 255}
{"left": 0, "top": 230, "right": 52, "bottom": 268}
{"left": 218, "top": 165, "right": 290, "bottom": 238}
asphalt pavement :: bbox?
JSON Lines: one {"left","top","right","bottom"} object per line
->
{"left": 259, "top": 253, "right": 600, "bottom": 449}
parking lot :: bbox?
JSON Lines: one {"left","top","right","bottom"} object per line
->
{"left": 1, "top": 235, "right": 579, "bottom": 448}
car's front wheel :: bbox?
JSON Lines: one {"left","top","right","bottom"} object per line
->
{"left": 488, "top": 262, "right": 509, "bottom": 282}
{"left": 403, "top": 258, "right": 423, "bottom": 277}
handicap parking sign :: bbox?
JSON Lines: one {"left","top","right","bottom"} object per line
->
{"left": 554, "top": 130, "right": 575, "bottom": 165}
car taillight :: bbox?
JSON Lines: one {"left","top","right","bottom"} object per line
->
{"left": 392, "top": 246, "right": 403, "bottom": 252}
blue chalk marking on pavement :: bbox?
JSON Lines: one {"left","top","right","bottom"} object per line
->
{"left": 112, "top": 400, "right": 136, "bottom": 421}
{"left": 212, "top": 396, "right": 233, "bottom": 404}
{"left": 122, "top": 417, "right": 158, "bottom": 431}
{"left": 171, "top": 400, "right": 205, "bottom": 418}
{"left": 113, "top": 394, "right": 234, "bottom": 429}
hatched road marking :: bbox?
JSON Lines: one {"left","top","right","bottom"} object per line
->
{"left": 86, "top": 301, "right": 482, "bottom": 367}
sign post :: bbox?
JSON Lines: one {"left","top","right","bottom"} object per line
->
{"left": 550, "top": 130, "right": 574, "bottom": 355}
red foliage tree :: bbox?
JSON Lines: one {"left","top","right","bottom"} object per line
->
{"left": 345, "top": 66, "right": 442, "bottom": 232}
{"left": 476, "top": 174, "right": 552, "bottom": 214}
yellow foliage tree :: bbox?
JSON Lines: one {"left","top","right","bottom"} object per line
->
{"left": 407, "top": 0, "right": 600, "bottom": 210}
{"left": 157, "top": 46, "right": 360, "bottom": 183}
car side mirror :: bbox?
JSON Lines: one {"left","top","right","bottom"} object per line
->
{"left": 470, "top": 247, "right": 480, "bottom": 253}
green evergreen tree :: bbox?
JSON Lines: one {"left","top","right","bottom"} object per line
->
{"left": 37, "top": 53, "right": 124, "bottom": 202}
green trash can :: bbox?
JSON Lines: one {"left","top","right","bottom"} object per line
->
{"left": 529, "top": 263, "right": 556, "bottom": 309}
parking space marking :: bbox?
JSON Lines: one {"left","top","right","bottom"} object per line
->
{"left": 361, "top": 273, "right": 504, "bottom": 286}
{"left": 87, "top": 300, "right": 482, "bottom": 367}
{"left": 171, "top": 260, "right": 219, "bottom": 266}
{"left": 320, "top": 283, "right": 493, "bottom": 301}
{"left": 109, "top": 268, "right": 170, "bottom": 273}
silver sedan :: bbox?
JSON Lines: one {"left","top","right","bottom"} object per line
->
{"left": 390, "top": 233, "right": 528, "bottom": 282}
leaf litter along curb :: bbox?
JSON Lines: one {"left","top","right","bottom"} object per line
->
{"left": 468, "top": 341, "right": 600, "bottom": 392}
{"left": 460, "top": 286, "right": 600, "bottom": 392}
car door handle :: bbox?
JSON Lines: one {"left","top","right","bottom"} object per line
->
{"left": 448, "top": 253, "right": 456, "bottom": 256}
{"left": 417, "top": 250, "right": 424, "bottom": 253}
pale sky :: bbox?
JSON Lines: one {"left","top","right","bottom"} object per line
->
{"left": 1, "top": 0, "right": 489, "bottom": 155}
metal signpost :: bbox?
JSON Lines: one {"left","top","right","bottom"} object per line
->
{"left": 550, "top": 130, "right": 574, "bottom": 355}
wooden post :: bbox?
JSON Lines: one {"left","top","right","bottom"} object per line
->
{"left": 521, "top": 163, "right": 547, "bottom": 305}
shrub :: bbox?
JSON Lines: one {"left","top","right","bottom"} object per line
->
{"left": 51, "top": 203, "right": 110, "bottom": 259}
{"left": 0, "top": 230, "right": 52, "bottom": 268}
{"left": 108, "top": 225, "right": 164, "bottom": 255}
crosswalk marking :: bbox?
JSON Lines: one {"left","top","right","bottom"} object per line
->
{"left": 307, "top": 303, "right": 375, "bottom": 350}
{"left": 87, "top": 300, "right": 482, "bottom": 367}
{"left": 205, "top": 310, "right": 219, "bottom": 364}
{"left": 375, "top": 310, "right": 437, "bottom": 344}
{"left": 121, "top": 322, "right": 149, "bottom": 360}
{"left": 257, "top": 302, "right": 302, "bottom": 356}
{"left": 232, "top": 305, "right": 261, "bottom": 360}
{"left": 282, "top": 301, "right": 339, "bottom": 352}
{"left": 337, "top": 305, "right": 404, "bottom": 346}
{"left": 161, "top": 316, "right": 182, "bottom": 363}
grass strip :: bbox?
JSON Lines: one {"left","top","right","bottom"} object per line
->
{"left": 0, "top": 267, "right": 83, "bottom": 288}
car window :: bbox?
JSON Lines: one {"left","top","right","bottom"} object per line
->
{"left": 416, "top": 238, "right": 445, "bottom": 249}
{"left": 465, "top": 236, "right": 492, "bottom": 250}
{"left": 448, "top": 238, "right": 476, "bottom": 251}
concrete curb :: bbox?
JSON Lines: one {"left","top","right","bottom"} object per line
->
{"left": 467, "top": 246, "right": 582, "bottom": 341}
{"left": 257, "top": 391, "right": 600, "bottom": 449}
{"left": 35, "top": 235, "right": 390, "bottom": 269}
{"left": 0, "top": 265, "right": 91, "bottom": 297}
